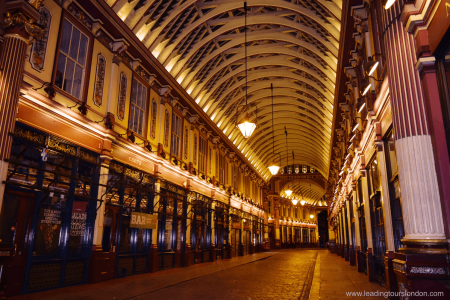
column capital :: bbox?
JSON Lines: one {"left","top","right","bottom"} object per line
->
{"left": 4, "top": 0, "right": 44, "bottom": 41}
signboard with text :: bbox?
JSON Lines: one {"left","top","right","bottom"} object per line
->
{"left": 130, "top": 212, "right": 157, "bottom": 229}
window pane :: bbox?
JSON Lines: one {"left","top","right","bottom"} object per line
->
{"left": 64, "top": 59, "right": 75, "bottom": 94}
{"left": 72, "top": 64, "right": 83, "bottom": 99}
{"left": 137, "top": 85, "right": 142, "bottom": 108}
{"left": 131, "top": 80, "right": 137, "bottom": 104}
{"left": 78, "top": 34, "right": 88, "bottom": 66}
{"left": 60, "top": 20, "right": 72, "bottom": 54}
{"left": 55, "top": 53, "right": 67, "bottom": 89}
{"left": 138, "top": 110, "right": 143, "bottom": 135}
{"left": 134, "top": 108, "right": 139, "bottom": 132}
{"left": 69, "top": 27, "right": 81, "bottom": 61}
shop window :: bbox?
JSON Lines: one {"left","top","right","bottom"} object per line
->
{"left": 129, "top": 78, "right": 148, "bottom": 136}
{"left": 171, "top": 113, "right": 182, "bottom": 158}
{"left": 198, "top": 136, "right": 207, "bottom": 173}
{"left": 367, "top": 155, "right": 381, "bottom": 196}
{"left": 55, "top": 19, "right": 89, "bottom": 99}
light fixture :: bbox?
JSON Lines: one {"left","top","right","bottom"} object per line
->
{"left": 347, "top": 143, "right": 353, "bottom": 150}
{"left": 292, "top": 199, "right": 298, "bottom": 205}
{"left": 310, "top": 214, "right": 314, "bottom": 219}
{"left": 384, "top": 0, "right": 396, "bottom": 9}
{"left": 365, "top": 57, "right": 379, "bottom": 76}
{"left": 236, "top": 2, "right": 256, "bottom": 138}
{"left": 361, "top": 82, "right": 371, "bottom": 96}
{"left": 352, "top": 123, "right": 360, "bottom": 132}
{"left": 349, "top": 134, "right": 356, "bottom": 142}
{"left": 268, "top": 83, "right": 281, "bottom": 175}
{"left": 357, "top": 97, "right": 366, "bottom": 113}
{"left": 285, "top": 190, "right": 293, "bottom": 197}
{"left": 301, "top": 200, "right": 305, "bottom": 205}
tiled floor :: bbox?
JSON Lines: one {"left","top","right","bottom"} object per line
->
{"left": 10, "top": 249, "right": 388, "bottom": 300}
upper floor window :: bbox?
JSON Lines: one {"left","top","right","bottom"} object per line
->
{"left": 55, "top": 19, "right": 89, "bottom": 99}
{"left": 129, "top": 78, "right": 148, "bottom": 136}
{"left": 171, "top": 113, "right": 182, "bottom": 158}
{"left": 219, "top": 153, "right": 225, "bottom": 183}
{"left": 198, "top": 136, "right": 207, "bottom": 173}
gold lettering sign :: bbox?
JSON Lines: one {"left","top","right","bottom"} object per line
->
{"left": 130, "top": 212, "right": 157, "bottom": 229}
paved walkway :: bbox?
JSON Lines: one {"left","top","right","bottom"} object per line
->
{"left": 312, "top": 251, "right": 388, "bottom": 299}
{"left": 11, "top": 249, "right": 389, "bottom": 300}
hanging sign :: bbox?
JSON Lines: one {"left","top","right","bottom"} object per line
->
{"left": 130, "top": 212, "right": 157, "bottom": 229}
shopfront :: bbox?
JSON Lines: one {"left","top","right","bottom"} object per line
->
{"left": 157, "top": 181, "right": 187, "bottom": 270}
{"left": 230, "top": 207, "right": 242, "bottom": 257}
{"left": 0, "top": 124, "right": 101, "bottom": 295}
{"left": 242, "top": 213, "right": 251, "bottom": 256}
{"left": 101, "top": 161, "right": 156, "bottom": 278}
{"left": 190, "top": 192, "right": 212, "bottom": 264}
{"left": 213, "top": 201, "right": 229, "bottom": 260}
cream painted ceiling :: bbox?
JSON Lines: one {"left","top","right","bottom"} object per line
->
{"left": 109, "top": 0, "right": 341, "bottom": 181}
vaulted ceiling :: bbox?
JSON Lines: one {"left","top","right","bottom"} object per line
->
{"left": 109, "top": 0, "right": 342, "bottom": 181}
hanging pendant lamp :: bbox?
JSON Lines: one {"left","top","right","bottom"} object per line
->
{"left": 237, "top": 2, "right": 256, "bottom": 138}
{"left": 268, "top": 83, "right": 281, "bottom": 175}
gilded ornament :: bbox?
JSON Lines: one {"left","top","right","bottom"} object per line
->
{"left": 48, "top": 139, "right": 77, "bottom": 155}
{"left": 14, "top": 127, "right": 45, "bottom": 145}
{"left": 79, "top": 151, "right": 97, "bottom": 164}
{"left": 3, "top": 11, "right": 44, "bottom": 40}
{"left": 28, "top": 0, "right": 44, "bottom": 10}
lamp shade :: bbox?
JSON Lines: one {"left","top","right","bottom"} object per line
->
{"left": 385, "top": 0, "right": 396, "bottom": 9}
{"left": 300, "top": 200, "right": 305, "bottom": 206}
{"left": 357, "top": 97, "right": 366, "bottom": 113}
{"left": 291, "top": 199, "right": 298, "bottom": 205}
{"left": 237, "top": 115, "right": 256, "bottom": 138}
{"left": 366, "top": 57, "right": 379, "bottom": 76}
{"left": 285, "top": 190, "right": 293, "bottom": 197}
{"left": 362, "top": 82, "right": 371, "bottom": 96}
{"left": 268, "top": 165, "right": 280, "bottom": 175}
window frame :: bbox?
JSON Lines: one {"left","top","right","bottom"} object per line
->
{"left": 52, "top": 12, "right": 93, "bottom": 103}
{"left": 198, "top": 136, "right": 207, "bottom": 173}
{"left": 128, "top": 75, "right": 150, "bottom": 138}
{"left": 170, "top": 112, "right": 183, "bottom": 159}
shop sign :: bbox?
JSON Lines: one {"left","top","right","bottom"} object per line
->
{"left": 429, "top": 1, "right": 450, "bottom": 53}
{"left": 130, "top": 212, "right": 157, "bottom": 229}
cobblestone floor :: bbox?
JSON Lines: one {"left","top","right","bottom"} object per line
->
{"left": 134, "top": 249, "right": 318, "bottom": 300}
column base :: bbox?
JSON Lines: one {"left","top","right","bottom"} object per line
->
{"left": 393, "top": 240, "right": 450, "bottom": 298}
{"left": 344, "top": 245, "right": 349, "bottom": 261}
{"left": 274, "top": 239, "right": 281, "bottom": 249}
{"left": 384, "top": 251, "right": 398, "bottom": 300}
{"left": 210, "top": 248, "right": 217, "bottom": 262}
{"left": 356, "top": 247, "right": 364, "bottom": 273}
{"left": 349, "top": 247, "right": 356, "bottom": 266}
{"left": 184, "top": 244, "right": 193, "bottom": 267}
{"left": 329, "top": 240, "right": 336, "bottom": 253}
{"left": 88, "top": 247, "right": 115, "bottom": 284}
{"left": 238, "top": 243, "right": 244, "bottom": 256}
{"left": 148, "top": 245, "right": 159, "bottom": 273}
{"left": 367, "top": 248, "right": 376, "bottom": 282}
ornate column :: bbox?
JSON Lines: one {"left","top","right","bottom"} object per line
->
{"left": 263, "top": 197, "right": 269, "bottom": 251}
{"left": 352, "top": 182, "right": 363, "bottom": 272}
{"left": 346, "top": 198, "right": 355, "bottom": 265}
{"left": 148, "top": 173, "right": 161, "bottom": 272}
{"left": 184, "top": 180, "right": 193, "bottom": 266}
{"left": 383, "top": 2, "right": 449, "bottom": 296}
{"left": 88, "top": 155, "right": 112, "bottom": 283}
{"left": 274, "top": 198, "right": 281, "bottom": 249}
{"left": 0, "top": 0, "right": 43, "bottom": 211}
{"left": 361, "top": 172, "right": 376, "bottom": 281}
{"left": 375, "top": 140, "right": 398, "bottom": 294}
{"left": 210, "top": 200, "right": 216, "bottom": 262}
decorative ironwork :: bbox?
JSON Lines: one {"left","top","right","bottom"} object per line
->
{"left": 30, "top": 6, "right": 52, "bottom": 71}
{"left": 410, "top": 266, "right": 446, "bottom": 275}
{"left": 93, "top": 54, "right": 106, "bottom": 106}
{"left": 117, "top": 72, "right": 127, "bottom": 120}
{"left": 64, "top": 261, "right": 85, "bottom": 285}
{"left": 193, "top": 134, "right": 198, "bottom": 165}
{"left": 164, "top": 110, "right": 170, "bottom": 147}
{"left": 28, "top": 263, "right": 61, "bottom": 291}
{"left": 151, "top": 99, "right": 157, "bottom": 139}
{"left": 393, "top": 263, "right": 405, "bottom": 273}
{"left": 66, "top": 2, "right": 93, "bottom": 30}
{"left": 48, "top": 139, "right": 77, "bottom": 155}
{"left": 14, "top": 127, "right": 45, "bottom": 145}
{"left": 79, "top": 150, "right": 97, "bottom": 164}
{"left": 184, "top": 126, "right": 188, "bottom": 160}
{"left": 109, "top": 162, "right": 124, "bottom": 174}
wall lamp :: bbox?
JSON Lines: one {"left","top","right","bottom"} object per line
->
{"left": 384, "top": 0, "right": 396, "bottom": 10}
{"left": 356, "top": 97, "right": 366, "bottom": 113}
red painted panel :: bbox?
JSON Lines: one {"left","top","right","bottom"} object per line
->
{"left": 429, "top": 1, "right": 450, "bottom": 54}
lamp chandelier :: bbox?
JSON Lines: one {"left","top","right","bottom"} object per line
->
{"left": 268, "top": 83, "right": 281, "bottom": 175}
{"left": 236, "top": 2, "right": 256, "bottom": 139}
